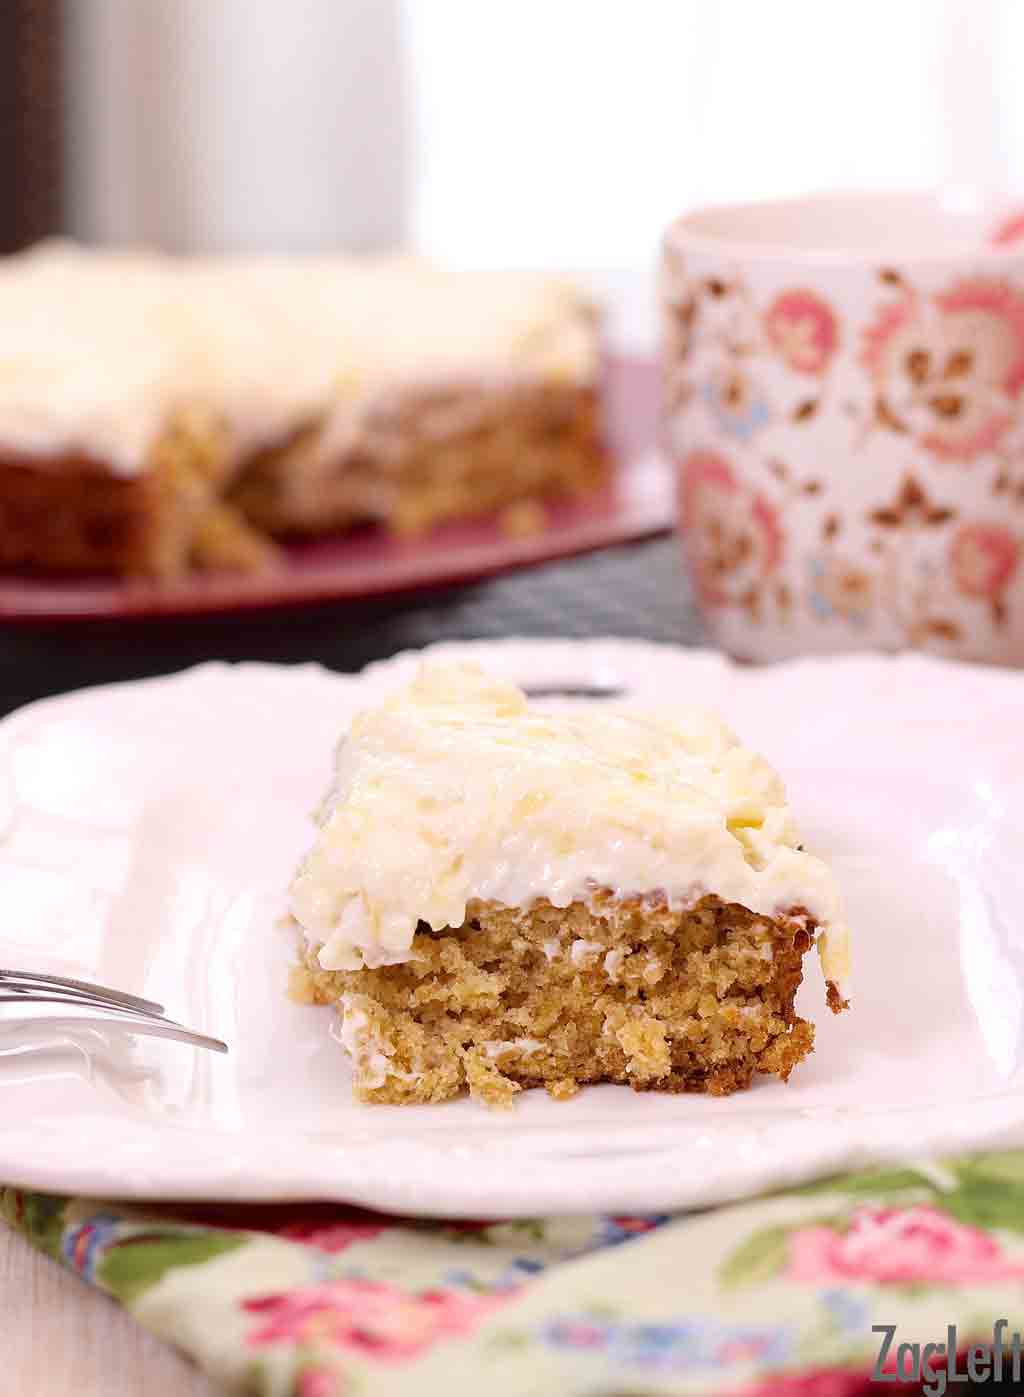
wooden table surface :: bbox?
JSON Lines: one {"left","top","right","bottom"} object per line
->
{"left": 2, "top": 1225, "right": 215, "bottom": 1395}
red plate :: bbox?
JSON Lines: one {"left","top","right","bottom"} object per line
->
{"left": 0, "top": 356, "right": 669, "bottom": 622}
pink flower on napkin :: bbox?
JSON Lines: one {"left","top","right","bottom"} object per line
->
{"left": 787, "top": 1204, "right": 1024, "bottom": 1287}
{"left": 297, "top": 1366, "right": 343, "bottom": 1397}
{"left": 992, "top": 210, "right": 1024, "bottom": 246}
{"left": 726, "top": 1366, "right": 895, "bottom": 1395}
{"left": 243, "top": 1277, "right": 505, "bottom": 1361}
{"left": 729, "top": 1373, "right": 866, "bottom": 1395}
{"left": 277, "top": 1219, "right": 386, "bottom": 1253}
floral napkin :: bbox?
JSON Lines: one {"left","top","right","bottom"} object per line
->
{"left": 6, "top": 1152, "right": 1024, "bottom": 1395}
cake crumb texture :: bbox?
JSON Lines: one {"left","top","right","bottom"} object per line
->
{"left": 297, "top": 893, "right": 819, "bottom": 1107}
{"left": 230, "top": 383, "right": 601, "bottom": 538}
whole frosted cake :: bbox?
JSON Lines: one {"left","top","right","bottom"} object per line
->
{"left": 0, "top": 243, "right": 602, "bottom": 579}
{"left": 289, "top": 662, "right": 850, "bottom": 1105}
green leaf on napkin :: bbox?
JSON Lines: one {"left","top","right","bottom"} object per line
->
{"left": 941, "top": 1177, "right": 1024, "bottom": 1235}
{"left": 948, "top": 1151, "right": 1024, "bottom": 1186}
{"left": 788, "top": 1165, "right": 936, "bottom": 1200}
{"left": 97, "top": 1232, "right": 247, "bottom": 1306}
{"left": 717, "top": 1222, "right": 793, "bottom": 1289}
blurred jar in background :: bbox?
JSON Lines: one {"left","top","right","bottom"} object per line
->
{"left": 65, "top": 0, "right": 410, "bottom": 254}
{"left": 0, "top": 0, "right": 63, "bottom": 252}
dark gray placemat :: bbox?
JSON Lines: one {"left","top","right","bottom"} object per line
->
{"left": 0, "top": 537, "right": 704, "bottom": 718}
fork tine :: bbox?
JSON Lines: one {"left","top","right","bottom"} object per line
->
{"left": 117, "top": 1018, "right": 229, "bottom": 1054}
{"left": 0, "top": 969, "right": 164, "bottom": 1017}
{"left": 0, "top": 992, "right": 227, "bottom": 1054}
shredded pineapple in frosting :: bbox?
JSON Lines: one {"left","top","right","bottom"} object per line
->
{"left": 289, "top": 662, "right": 851, "bottom": 995}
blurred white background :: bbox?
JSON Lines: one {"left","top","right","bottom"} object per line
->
{"left": 65, "top": 0, "right": 1020, "bottom": 275}
{"left": 406, "top": 0, "right": 1014, "bottom": 268}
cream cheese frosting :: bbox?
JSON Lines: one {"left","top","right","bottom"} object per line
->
{"left": 0, "top": 245, "right": 188, "bottom": 473}
{"left": 289, "top": 663, "right": 851, "bottom": 997}
{"left": 0, "top": 242, "right": 597, "bottom": 476}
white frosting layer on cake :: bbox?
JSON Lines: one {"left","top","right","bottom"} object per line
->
{"left": 0, "top": 242, "right": 597, "bottom": 476}
{"left": 289, "top": 663, "right": 851, "bottom": 996}
{"left": 0, "top": 247, "right": 187, "bottom": 472}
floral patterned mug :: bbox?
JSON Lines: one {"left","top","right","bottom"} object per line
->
{"left": 662, "top": 191, "right": 1024, "bottom": 664}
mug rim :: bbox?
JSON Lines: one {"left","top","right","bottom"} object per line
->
{"left": 669, "top": 186, "right": 1024, "bottom": 267}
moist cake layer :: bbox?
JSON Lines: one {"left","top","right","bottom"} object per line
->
{"left": 292, "top": 894, "right": 819, "bottom": 1106}
{"left": 229, "top": 381, "right": 602, "bottom": 535}
{"left": 0, "top": 406, "right": 273, "bottom": 578}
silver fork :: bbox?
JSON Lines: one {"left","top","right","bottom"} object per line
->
{"left": 0, "top": 969, "right": 228, "bottom": 1053}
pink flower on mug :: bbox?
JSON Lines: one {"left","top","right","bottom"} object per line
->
{"left": 949, "top": 522, "right": 1019, "bottom": 601}
{"left": 243, "top": 1278, "right": 505, "bottom": 1361}
{"left": 862, "top": 279, "right": 1024, "bottom": 460}
{"left": 680, "top": 451, "right": 782, "bottom": 609}
{"left": 764, "top": 288, "right": 839, "bottom": 375}
{"left": 787, "top": 1204, "right": 1024, "bottom": 1288}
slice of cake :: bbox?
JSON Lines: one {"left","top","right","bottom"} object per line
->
{"left": 289, "top": 662, "right": 850, "bottom": 1106}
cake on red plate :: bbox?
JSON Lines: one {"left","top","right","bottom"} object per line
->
{"left": 0, "top": 245, "right": 603, "bottom": 578}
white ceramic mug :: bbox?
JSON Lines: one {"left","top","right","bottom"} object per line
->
{"left": 662, "top": 191, "right": 1024, "bottom": 664}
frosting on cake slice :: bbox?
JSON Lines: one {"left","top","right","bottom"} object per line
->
{"left": 292, "top": 662, "right": 849, "bottom": 994}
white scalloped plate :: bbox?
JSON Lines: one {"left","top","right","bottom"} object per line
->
{"left": 1, "top": 640, "right": 1023, "bottom": 1216}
